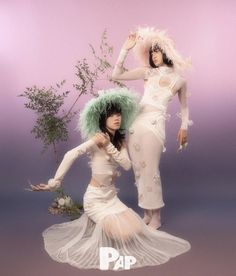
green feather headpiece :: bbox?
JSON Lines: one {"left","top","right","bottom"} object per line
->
{"left": 77, "top": 87, "right": 140, "bottom": 139}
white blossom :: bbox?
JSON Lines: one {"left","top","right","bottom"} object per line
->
{"left": 64, "top": 196, "right": 73, "bottom": 207}
{"left": 58, "top": 198, "right": 65, "bottom": 206}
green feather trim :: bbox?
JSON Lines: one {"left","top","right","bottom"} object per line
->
{"left": 76, "top": 88, "right": 140, "bottom": 139}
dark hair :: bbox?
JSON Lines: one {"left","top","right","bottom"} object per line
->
{"left": 149, "top": 46, "right": 173, "bottom": 68}
{"left": 99, "top": 102, "right": 125, "bottom": 151}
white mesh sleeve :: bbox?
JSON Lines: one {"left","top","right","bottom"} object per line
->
{"left": 111, "top": 48, "right": 147, "bottom": 81}
{"left": 48, "top": 139, "right": 96, "bottom": 191}
{"left": 105, "top": 142, "right": 131, "bottom": 170}
{"left": 177, "top": 82, "right": 193, "bottom": 130}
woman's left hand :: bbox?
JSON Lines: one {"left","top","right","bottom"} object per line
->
{"left": 177, "top": 129, "right": 188, "bottom": 148}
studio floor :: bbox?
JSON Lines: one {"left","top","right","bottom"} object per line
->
{"left": 1, "top": 176, "right": 235, "bottom": 276}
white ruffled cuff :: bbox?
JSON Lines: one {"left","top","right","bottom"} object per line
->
{"left": 181, "top": 119, "right": 194, "bottom": 130}
{"left": 176, "top": 112, "right": 194, "bottom": 130}
{"left": 48, "top": 178, "right": 61, "bottom": 191}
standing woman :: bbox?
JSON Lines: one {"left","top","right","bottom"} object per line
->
{"left": 112, "top": 27, "right": 193, "bottom": 229}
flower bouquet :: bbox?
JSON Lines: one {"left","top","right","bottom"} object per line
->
{"left": 49, "top": 187, "right": 83, "bottom": 220}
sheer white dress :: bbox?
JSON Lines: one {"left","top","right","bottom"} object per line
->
{"left": 43, "top": 139, "right": 190, "bottom": 270}
{"left": 112, "top": 48, "right": 193, "bottom": 210}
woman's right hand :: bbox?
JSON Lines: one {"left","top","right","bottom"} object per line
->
{"left": 92, "top": 133, "right": 110, "bottom": 147}
{"left": 30, "top": 183, "right": 51, "bottom": 191}
{"left": 177, "top": 129, "right": 188, "bottom": 151}
{"left": 122, "top": 33, "right": 138, "bottom": 50}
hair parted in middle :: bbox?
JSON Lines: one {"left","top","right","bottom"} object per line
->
{"left": 99, "top": 102, "right": 125, "bottom": 151}
{"left": 78, "top": 87, "right": 139, "bottom": 141}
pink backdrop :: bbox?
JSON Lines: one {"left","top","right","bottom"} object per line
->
{"left": 1, "top": 0, "right": 236, "bottom": 140}
{"left": 0, "top": 1, "right": 236, "bottom": 275}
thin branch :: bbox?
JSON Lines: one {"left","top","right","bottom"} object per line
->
{"left": 62, "top": 90, "right": 84, "bottom": 119}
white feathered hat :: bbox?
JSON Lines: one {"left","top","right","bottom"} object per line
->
{"left": 133, "top": 27, "right": 191, "bottom": 72}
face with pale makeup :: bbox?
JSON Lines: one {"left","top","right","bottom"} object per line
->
{"left": 106, "top": 112, "right": 122, "bottom": 133}
{"left": 98, "top": 103, "right": 124, "bottom": 151}
{"left": 151, "top": 49, "right": 164, "bottom": 67}
{"left": 149, "top": 45, "right": 173, "bottom": 68}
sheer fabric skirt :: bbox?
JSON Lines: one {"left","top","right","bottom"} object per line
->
{"left": 43, "top": 184, "right": 190, "bottom": 270}
{"left": 128, "top": 108, "right": 168, "bottom": 209}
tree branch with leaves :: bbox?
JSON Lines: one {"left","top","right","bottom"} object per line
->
{"left": 21, "top": 30, "right": 126, "bottom": 220}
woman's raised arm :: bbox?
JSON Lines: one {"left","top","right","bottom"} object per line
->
{"left": 111, "top": 34, "right": 147, "bottom": 81}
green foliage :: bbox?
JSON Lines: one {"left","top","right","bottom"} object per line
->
{"left": 49, "top": 188, "right": 84, "bottom": 221}
{"left": 54, "top": 186, "right": 66, "bottom": 197}
{"left": 19, "top": 80, "right": 77, "bottom": 154}
{"left": 74, "top": 29, "right": 125, "bottom": 97}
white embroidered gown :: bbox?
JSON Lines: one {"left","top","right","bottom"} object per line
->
{"left": 43, "top": 139, "right": 190, "bottom": 270}
{"left": 112, "top": 48, "right": 193, "bottom": 210}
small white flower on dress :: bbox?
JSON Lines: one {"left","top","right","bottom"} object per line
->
{"left": 140, "top": 161, "right": 146, "bottom": 168}
{"left": 153, "top": 174, "right": 160, "bottom": 184}
{"left": 134, "top": 143, "right": 141, "bottom": 151}
{"left": 129, "top": 128, "right": 134, "bottom": 134}
{"left": 164, "top": 113, "right": 171, "bottom": 121}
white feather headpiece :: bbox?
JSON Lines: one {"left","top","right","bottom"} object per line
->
{"left": 133, "top": 27, "right": 191, "bottom": 72}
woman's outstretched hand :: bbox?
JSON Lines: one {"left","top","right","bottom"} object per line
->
{"left": 122, "top": 33, "right": 138, "bottom": 50}
{"left": 177, "top": 129, "right": 188, "bottom": 151}
{"left": 29, "top": 183, "right": 51, "bottom": 191}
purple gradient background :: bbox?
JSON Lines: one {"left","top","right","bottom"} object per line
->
{"left": 1, "top": 0, "right": 236, "bottom": 276}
